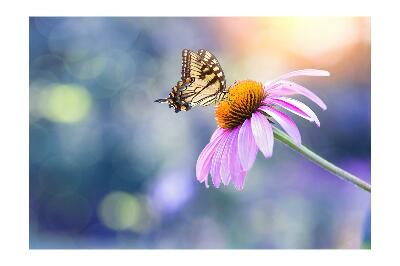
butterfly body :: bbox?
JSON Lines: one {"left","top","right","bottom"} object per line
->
{"left": 155, "top": 49, "right": 227, "bottom": 113}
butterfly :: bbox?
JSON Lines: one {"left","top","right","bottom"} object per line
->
{"left": 155, "top": 49, "right": 228, "bottom": 113}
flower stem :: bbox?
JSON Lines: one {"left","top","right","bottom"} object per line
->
{"left": 272, "top": 126, "right": 371, "bottom": 193}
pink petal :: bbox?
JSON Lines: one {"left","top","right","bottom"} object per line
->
{"left": 220, "top": 129, "right": 237, "bottom": 185}
{"left": 266, "top": 98, "right": 311, "bottom": 121}
{"left": 250, "top": 111, "right": 274, "bottom": 158}
{"left": 196, "top": 129, "right": 228, "bottom": 187}
{"left": 259, "top": 106, "right": 302, "bottom": 146}
{"left": 269, "top": 80, "right": 327, "bottom": 110}
{"left": 210, "top": 131, "right": 232, "bottom": 188}
{"left": 228, "top": 128, "right": 247, "bottom": 190}
{"left": 232, "top": 170, "right": 247, "bottom": 191}
{"left": 237, "top": 119, "right": 258, "bottom": 171}
{"left": 270, "top": 69, "right": 330, "bottom": 84}
{"left": 210, "top": 127, "right": 225, "bottom": 142}
{"left": 269, "top": 96, "right": 320, "bottom": 127}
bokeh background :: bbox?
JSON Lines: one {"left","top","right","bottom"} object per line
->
{"left": 29, "top": 17, "right": 371, "bottom": 249}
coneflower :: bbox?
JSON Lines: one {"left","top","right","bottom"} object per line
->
{"left": 196, "top": 69, "right": 329, "bottom": 190}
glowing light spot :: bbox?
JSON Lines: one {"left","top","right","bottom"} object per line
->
{"left": 152, "top": 169, "right": 193, "bottom": 213}
{"left": 266, "top": 17, "right": 360, "bottom": 61}
{"left": 39, "top": 84, "right": 92, "bottom": 123}
{"left": 98, "top": 192, "right": 141, "bottom": 231}
{"left": 66, "top": 55, "right": 107, "bottom": 80}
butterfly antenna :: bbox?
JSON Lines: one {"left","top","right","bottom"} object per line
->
{"left": 154, "top": 98, "right": 168, "bottom": 103}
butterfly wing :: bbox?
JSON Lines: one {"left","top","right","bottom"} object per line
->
{"left": 180, "top": 49, "right": 227, "bottom": 107}
{"left": 155, "top": 49, "right": 227, "bottom": 112}
{"left": 197, "top": 49, "right": 227, "bottom": 90}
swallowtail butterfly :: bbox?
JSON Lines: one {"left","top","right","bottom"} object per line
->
{"left": 155, "top": 49, "right": 227, "bottom": 113}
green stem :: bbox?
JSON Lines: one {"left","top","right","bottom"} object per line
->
{"left": 272, "top": 126, "right": 371, "bottom": 193}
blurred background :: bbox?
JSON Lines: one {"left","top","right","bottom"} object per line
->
{"left": 29, "top": 17, "right": 371, "bottom": 249}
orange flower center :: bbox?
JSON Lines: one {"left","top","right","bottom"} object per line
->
{"left": 215, "top": 80, "right": 266, "bottom": 129}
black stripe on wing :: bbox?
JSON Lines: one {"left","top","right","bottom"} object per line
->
{"left": 197, "top": 49, "right": 226, "bottom": 90}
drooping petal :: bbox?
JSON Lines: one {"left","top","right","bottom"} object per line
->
{"left": 228, "top": 128, "right": 247, "bottom": 190}
{"left": 264, "top": 98, "right": 311, "bottom": 121}
{"left": 250, "top": 111, "right": 274, "bottom": 158}
{"left": 210, "top": 130, "right": 232, "bottom": 188}
{"left": 237, "top": 118, "right": 258, "bottom": 171}
{"left": 196, "top": 129, "right": 228, "bottom": 187}
{"left": 269, "top": 96, "right": 320, "bottom": 127}
{"left": 259, "top": 106, "right": 302, "bottom": 146}
{"left": 268, "top": 80, "right": 327, "bottom": 110}
{"left": 210, "top": 127, "right": 225, "bottom": 142}
{"left": 220, "top": 129, "right": 237, "bottom": 185}
{"left": 270, "top": 69, "right": 330, "bottom": 84}
{"left": 232, "top": 170, "right": 247, "bottom": 191}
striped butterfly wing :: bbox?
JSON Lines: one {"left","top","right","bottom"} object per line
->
{"left": 197, "top": 49, "right": 226, "bottom": 90}
{"left": 155, "top": 49, "right": 227, "bottom": 112}
{"left": 180, "top": 49, "right": 227, "bottom": 107}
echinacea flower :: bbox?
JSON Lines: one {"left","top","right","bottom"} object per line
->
{"left": 196, "top": 69, "right": 330, "bottom": 190}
